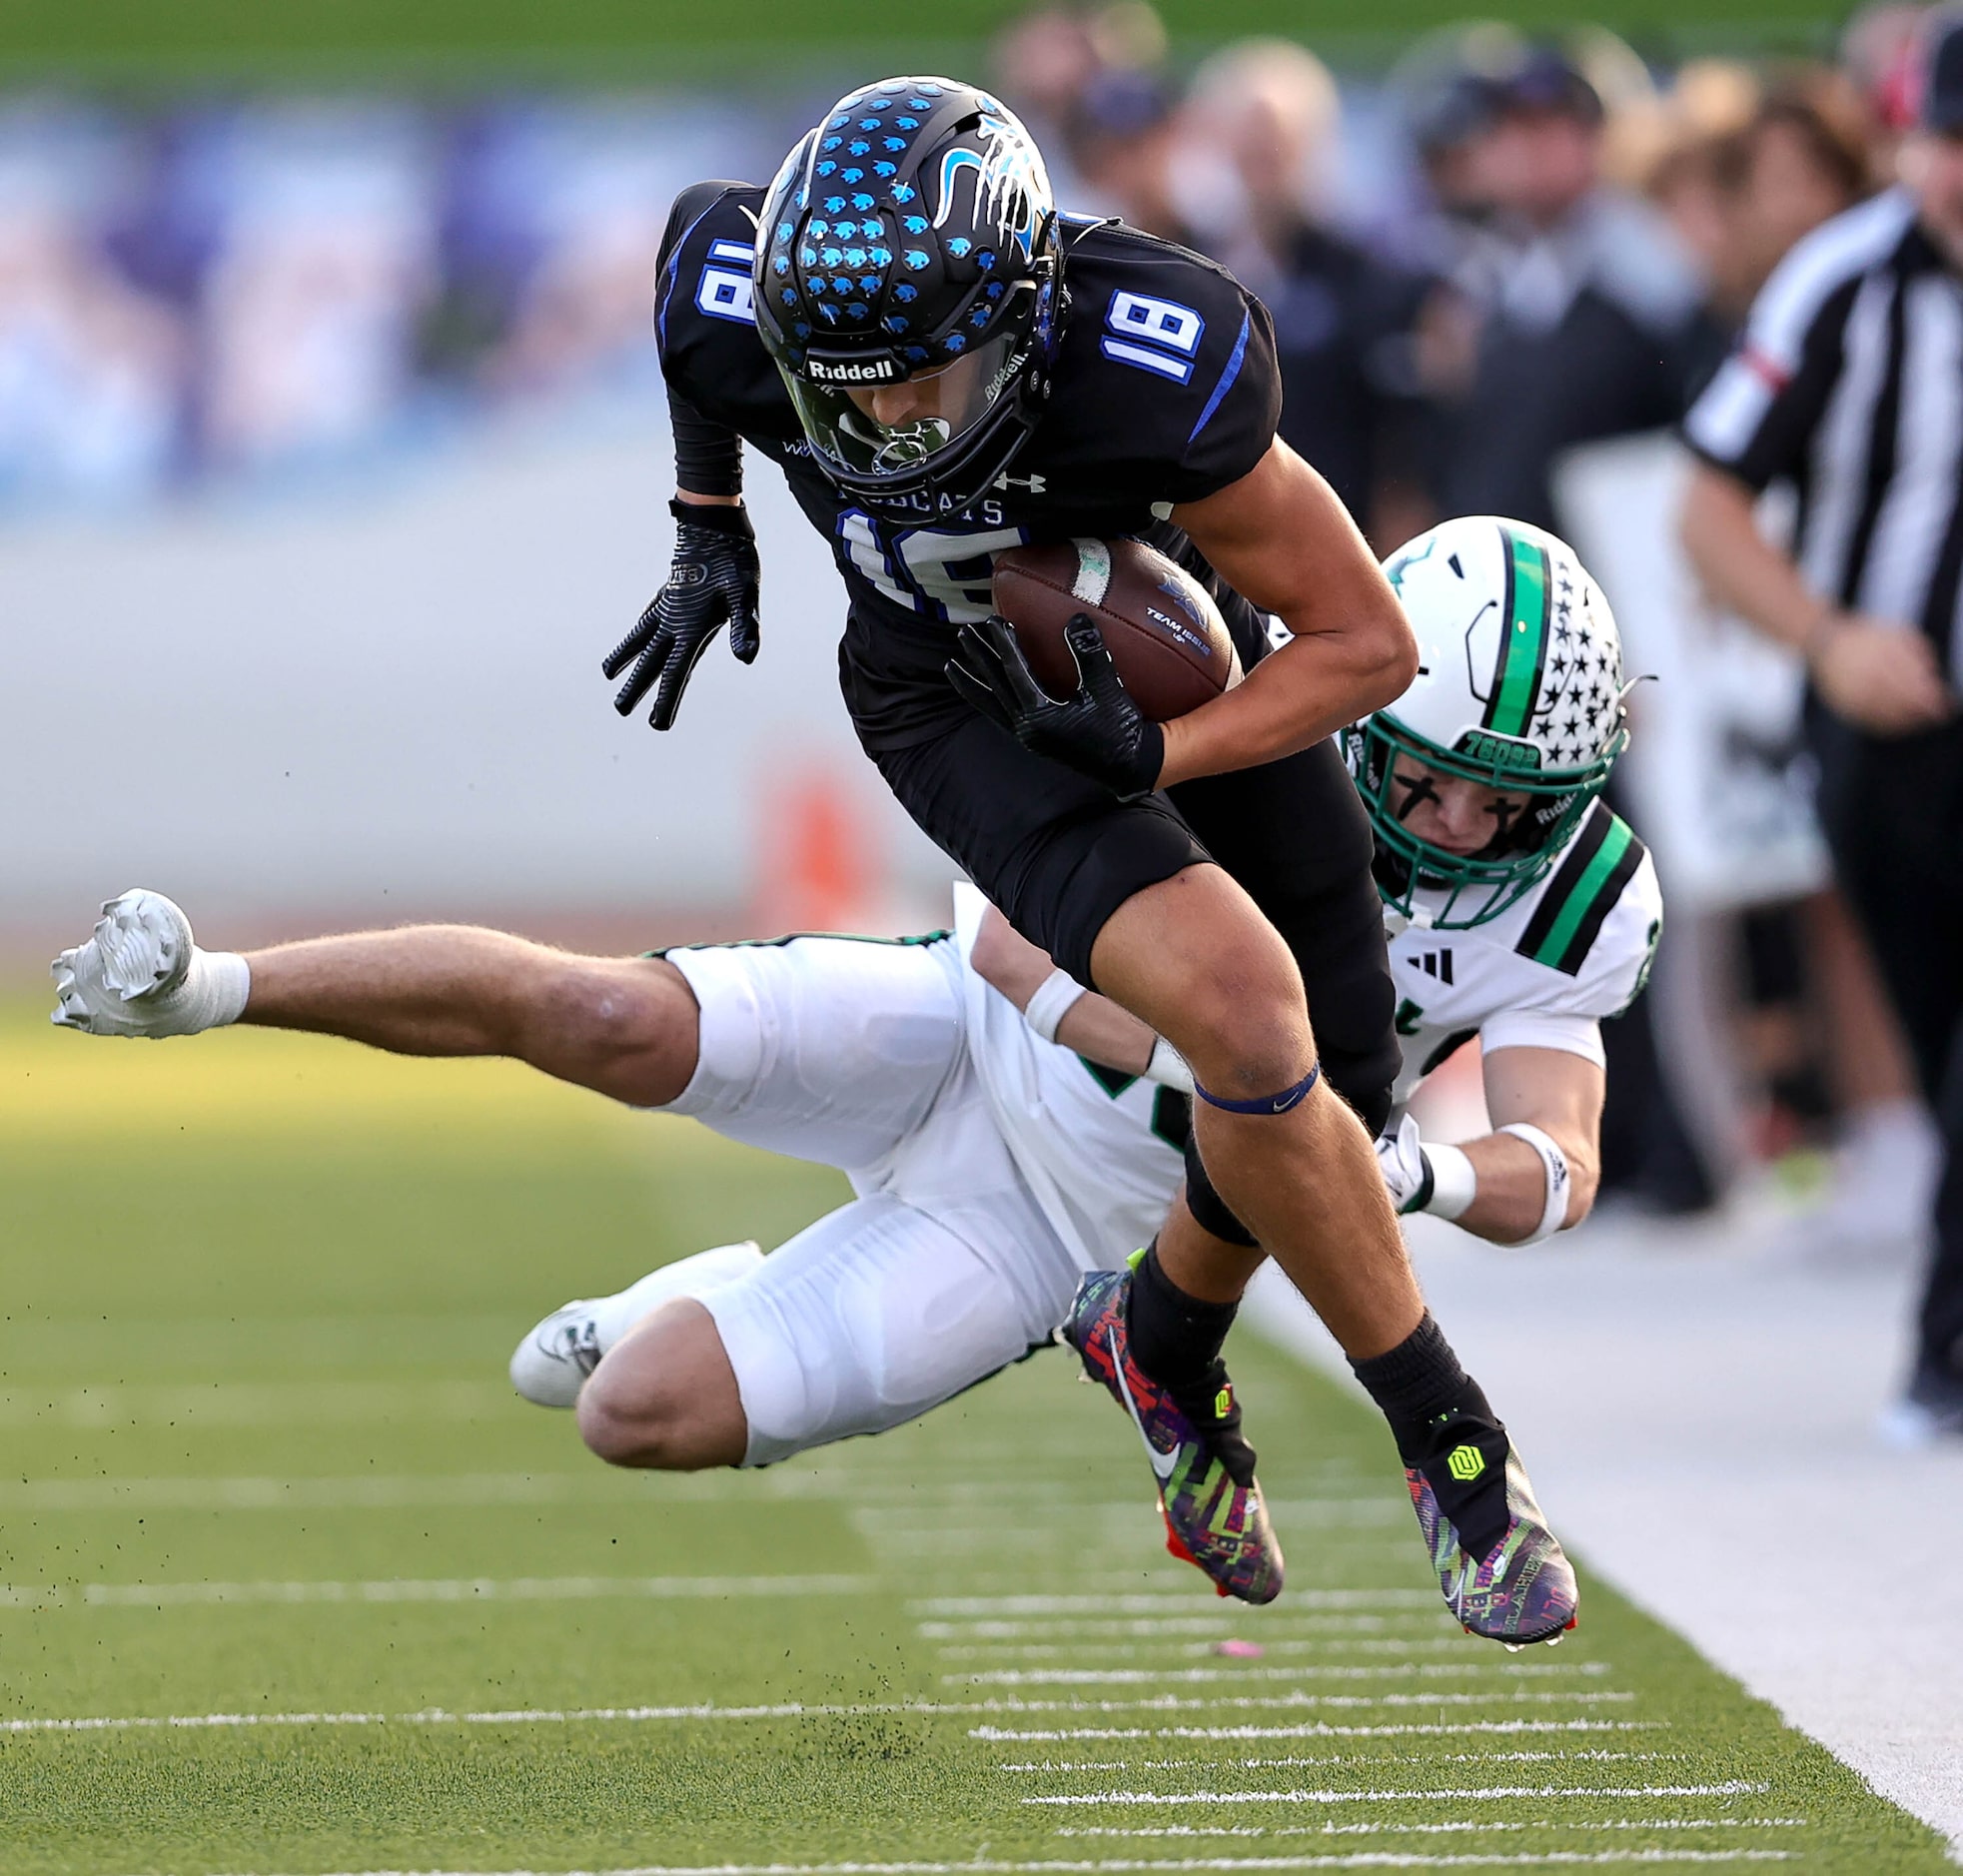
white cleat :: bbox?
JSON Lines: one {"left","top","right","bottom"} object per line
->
{"left": 51, "top": 890, "right": 199, "bottom": 1036}
{"left": 510, "top": 1303, "right": 607, "bottom": 1408}
{"left": 508, "top": 1241, "right": 765, "bottom": 1407}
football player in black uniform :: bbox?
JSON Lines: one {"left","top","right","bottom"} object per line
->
{"left": 604, "top": 79, "right": 1575, "bottom": 1644}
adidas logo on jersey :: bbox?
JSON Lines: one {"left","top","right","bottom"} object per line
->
{"left": 1415, "top": 950, "right": 1455, "bottom": 985}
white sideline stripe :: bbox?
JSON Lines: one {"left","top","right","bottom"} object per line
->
{"left": 0, "top": 1693, "right": 1646, "bottom": 1737}
{"left": 946, "top": 1665, "right": 1610, "bottom": 1686}
{"left": 231, "top": 1851, "right": 1798, "bottom": 1872}
{"left": 1024, "top": 1784, "right": 1770, "bottom": 1807}
{"left": 973, "top": 1724, "right": 1663, "bottom": 1743}
{"left": 914, "top": 1592, "right": 1440, "bottom": 1616}
{"left": 0, "top": 1574, "right": 872, "bottom": 1610}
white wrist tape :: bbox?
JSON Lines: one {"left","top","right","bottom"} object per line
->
{"left": 1497, "top": 1122, "right": 1570, "bottom": 1244}
{"left": 1421, "top": 1142, "right": 1476, "bottom": 1220}
{"left": 1022, "top": 966, "right": 1087, "bottom": 1044}
{"left": 1144, "top": 1036, "right": 1194, "bottom": 1094}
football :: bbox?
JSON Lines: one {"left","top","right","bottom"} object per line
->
{"left": 991, "top": 537, "right": 1243, "bottom": 722}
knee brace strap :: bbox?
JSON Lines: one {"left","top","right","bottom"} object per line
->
{"left": 1194, "top": 1060, "right": 1321, "bottom": 1115}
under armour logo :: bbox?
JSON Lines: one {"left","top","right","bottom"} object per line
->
{"left": 995, "top": 471, "right": 1047, "bottom": 493}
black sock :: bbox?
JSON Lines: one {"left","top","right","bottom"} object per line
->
{"left": 1125, "top": 1244, "right": 1257, "bottom": 1486}
{"left": 1350, "top": 1313, "right": 1510, "bottom": 1559}
{"left": 1127, "top": 1242, "right": 1238, "bottom": 1393}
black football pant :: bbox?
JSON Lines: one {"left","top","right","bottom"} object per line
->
{"left": 1815, "top": 714, "right": 1963, "bottom": 1380}
{"left": 870, "top": 709, "right": 1402, "bottom": 1241}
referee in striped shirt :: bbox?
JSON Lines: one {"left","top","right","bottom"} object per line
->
{"left": 1681, "top": 12, "right": 1963, "bottom": 1441}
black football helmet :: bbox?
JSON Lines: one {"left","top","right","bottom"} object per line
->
{"left": 753, "top": 77, "right": 1065, "bottom": 519}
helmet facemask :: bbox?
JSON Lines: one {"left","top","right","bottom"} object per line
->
{"left": 1351, "top": 514, "right": 1631, "bottom": 932}
{"left": 752, "top": 79, "right": 1064, "bottom": 520}
{"left": 1349, "top": 713, "right": 1620, "bottom": 929}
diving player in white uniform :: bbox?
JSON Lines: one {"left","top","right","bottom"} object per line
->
{"left": 49, "top": 882, "right": 1192, "bottom": 1471}
{"left": 48, "top": 516, "right": 1654, "bottom": 1614}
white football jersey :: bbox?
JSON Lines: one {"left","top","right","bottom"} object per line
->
{"left": 951, "top": 885, "right": 1185, "bottom": 1271}
{"left": 1387, "top": 800, "right": 1663, "bottom": 1107}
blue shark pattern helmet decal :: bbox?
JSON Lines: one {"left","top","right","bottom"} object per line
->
{"left": 752, "top": 76, "right": 1065, "bottom": 520}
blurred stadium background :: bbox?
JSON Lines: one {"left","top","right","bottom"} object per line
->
{"left": 6, "top": 0, "right": 1963, "bottom": 1868}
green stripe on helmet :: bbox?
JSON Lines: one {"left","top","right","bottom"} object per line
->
{"left": 1482, "top": 528, "right": 1551, "bottom": 739}
{"left": 1523, "top": 816, "right": 1635, "bottom": 970}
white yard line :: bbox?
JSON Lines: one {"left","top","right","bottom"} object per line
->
{"left": 233, "top": 1851, "right": 1799, "bottom": 1873}
{"left": 0, "top": 1381, "right": 506, "bottom": 1427}
{"left": 912, "top": 1592, "right": 1441, "bottom": 1616}
{"left": 916, "top": 1616, "right": 1436, "bottom": 1639}
{"left": 0, "top": 1474, "right": 624, "bottom": 1511}
{"left": 0, "top": 1693, "right": 1648, "bottom": 1737}
{"left": 933, "top": 1642, "right": 1474, "bottom": 1661}
{"left": 0, "top": 1574, "right": 873, "bottom": 1610}
{"left": 1023, "top": 1783, "right": 1770, "bottom": 1807}
{"left": 1050, "top": 1822, "right": 1809, "bottom": 1839}
{"left": 994, "top": 1754, "right": 1664, "bottom": 1772}
{"left": 972, "top": 1724, "right": 1664, "bottom": 1744}
{"left": 945, "top": 1666, "right": 1609, "bottom": 1687}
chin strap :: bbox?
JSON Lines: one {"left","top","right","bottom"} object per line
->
{"left": 1497, "top": 1122, "right": 1571, "bottom": 1245}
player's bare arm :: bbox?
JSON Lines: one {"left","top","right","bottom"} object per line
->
{"left": 1161, "top": 440, "right": 1419, "bottom": 789}
{"left": 969, "top": 901, "right": 1184, "bottom": 1082}
{"left": 1471, "top": 1047, "right": 1603, "bottom": 1239}
{"left": 1682, "top": 458, "right": 1953, "bottom": 735}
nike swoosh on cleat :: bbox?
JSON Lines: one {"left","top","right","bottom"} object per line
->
{"left": 1107, "top": 1328, "right": 1180, "bottom": 1482}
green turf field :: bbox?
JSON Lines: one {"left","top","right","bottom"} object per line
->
{"left": 0, "top": 0, "right": 1841, "bottom": 85}
{"left": 0, "top": 997, "right": 1946, "bottom": 1873}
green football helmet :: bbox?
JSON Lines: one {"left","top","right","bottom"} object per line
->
{"left": 1347, "top": 515, "right": 1630, "bottom": 930}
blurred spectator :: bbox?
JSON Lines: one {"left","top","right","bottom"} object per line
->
{"left": 0, "top": 101, "right": 182, "bottom": 503}
{"left": 1648, "top": 73, "right": 1870, "bottom": 331}
{"left": 1840, "top": 0, "right": 1932, "bottom": 181}
{"left": 1065, "top": 65, "right": 1189, "bottom": 238}
{"left": 1681, "top": 12, "right": 1963, "bottom": 1440}
{"left": 993, "top": 1, "right": 1185, "bottom": 235}
{"left": 1410, "top": 37, "right": 1715, "bottom": 1213}
{"left": 1177, "top": 39, "right": 1434, "bottom": 543}
{"left": 1424, "top": 39, "right": 1710, "bottom": 533}
{"left": 449, "top": 99, "right": 760, "bottom": 403}
{"left": 190, "top": 103, "right": 438, "bottom": 472}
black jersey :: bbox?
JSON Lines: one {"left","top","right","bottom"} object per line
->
{"left": 655, "top": 181, "right": 1283, "bottom": 749}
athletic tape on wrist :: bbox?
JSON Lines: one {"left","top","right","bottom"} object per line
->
{"left": 1144, "top": 1036, "right": 1194, "bottom": 1095}
{"left": 191, "top": 951, "right": 252, "bottom": 1032}
{"left": 1497, "top": 1122, "right": 1570, "bottom": 1244}
{"left": 1420, "top": 1142, "right": 1476, "bottom": 1220}
{"left": 1022, "top": 967, "right": 1087, "bottom": 1044}
{"left": 1194, "top": 1060, "right": 1321, "bottom": 1114}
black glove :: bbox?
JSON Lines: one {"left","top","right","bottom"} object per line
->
{"left": 603, "top": 497, "right": 761, "bottom": 731}
{"left": 946, "top": 612, "right": 1165, "bottom": 801}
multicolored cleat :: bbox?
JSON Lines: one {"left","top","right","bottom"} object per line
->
{"left": 1406, "top": 1421, "right": 1578, "bottom": 1647}
{"left": 1062, "top": 1268, "right": 1284, "bottom": 1605}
